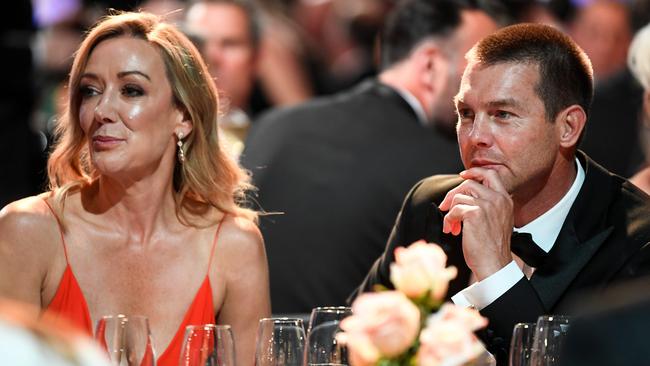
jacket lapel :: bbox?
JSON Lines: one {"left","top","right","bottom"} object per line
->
{"left": 529, "top": 151, "right": 616, "bottom": 311}
{"left": 530, "top": 224, "right": 613, "bottom": 310}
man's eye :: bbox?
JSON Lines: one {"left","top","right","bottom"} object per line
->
{"left": 458, "top": 109, "right": 474, "bottom": 119}
{"left": 122, "top": 85, "right": 144, "bottom": 97}
{"left": 495, "top": 110, "right": 512, "bottom": 119}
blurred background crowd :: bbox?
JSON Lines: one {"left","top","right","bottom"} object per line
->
{"left": 4, "top": 0, "right": 650, "bottom": 318}
{"left": 4, "top": 0, "right": 650, "bottom": 207}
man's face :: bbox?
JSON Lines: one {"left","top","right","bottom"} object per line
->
{"left": 185, "top": 2, "right": 256, "bottom": 109}
{"left": 455, "top": 62, "right": 562, "bottom": 202}
{"left": 431, "top": 10, "right": 498, "bottom": 131}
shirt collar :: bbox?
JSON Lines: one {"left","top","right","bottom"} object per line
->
{"left": 514, "top": 158, "right": 585, "bottom": 253}
{"left": 391, "top": 87, "right": 429, "bottom": 126}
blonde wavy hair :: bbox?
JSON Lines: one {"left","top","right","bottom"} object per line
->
{"left": 47, "top": 11, "right": 257, "bottom": 225}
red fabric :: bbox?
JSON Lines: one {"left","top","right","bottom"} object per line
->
{"left": 42, "top": 198, "right": 224, "bottom": 366}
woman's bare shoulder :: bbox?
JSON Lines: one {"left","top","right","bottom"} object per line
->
{"left": 217, "top": 215, "right": 264, "bottom": 254}
{"left": 209, "top": 215, "right": 266, "bottom": 272}
{"left": 0, "top": 195, "right": 61, "bottom": 249}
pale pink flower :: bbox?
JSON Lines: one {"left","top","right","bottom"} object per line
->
{"left": 416, "top": 304, "right": 488, "bottom": 366}
{"left": 337, "top": 291, "right": 420, "bottom": 361}
{"left": 390, "top": 240, "right": 458, "bottom": 301}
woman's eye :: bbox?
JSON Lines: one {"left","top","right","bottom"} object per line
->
{"left": 79, "top": 85, "right": 99, "bottom": 98}
{"left": 122, "top": 85, "right": 144, "bottom": 97}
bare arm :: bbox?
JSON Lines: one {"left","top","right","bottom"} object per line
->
{"left": 0, "top": 197, "right": 59, "bottom": 308}
{"left": 216, "top": 217, "right": 271, "bottom": 366}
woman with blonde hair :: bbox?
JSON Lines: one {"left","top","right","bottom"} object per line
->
{"left": 0, "top": 11, "right": 270, "bottom": 366}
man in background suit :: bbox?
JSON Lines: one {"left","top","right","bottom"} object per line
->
{"left": 355, "top": 23, "right": 650, "bottom": 364}
{"left": 240, "top": 0, "right": 498, "bottom": 314}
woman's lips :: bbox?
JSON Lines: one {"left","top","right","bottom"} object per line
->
{"left": 92, "top": 135, "right": 124, "bottom": 150}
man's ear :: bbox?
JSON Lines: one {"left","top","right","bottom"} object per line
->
{"left": 412, "top": 41, "right": 448, "bottom": 93}
{"left": 556, "top": 105, "right": 586, "bottom": 148}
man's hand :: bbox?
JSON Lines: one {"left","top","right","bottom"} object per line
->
{"left": 438, "top": 167, "right": 514, "bottom": 280}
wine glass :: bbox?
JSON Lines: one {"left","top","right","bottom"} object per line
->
{"left": 255, "top": 318, "right": 305, "bottom": 366}
{"left": 305, "top": 306, "right": 352, "bottom": 365}
{"left": 529, "top": 315, "right": 570, "bottom": 366}
{"left": 179, "top": 324, "right": 236, "bottom": 366}
{"left": 509, "top": 322, "right": 535, "bottom": 366}
{"left": 96, "top": 314, "right": 156, "bottom": 366}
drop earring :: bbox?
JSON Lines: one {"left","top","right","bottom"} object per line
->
{"left": 177, "top": 132, "right": 185, "bottom": 164}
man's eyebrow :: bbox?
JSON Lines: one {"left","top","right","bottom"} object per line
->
{"left": 486, "top": 98, "right": 524, "bottom": 110}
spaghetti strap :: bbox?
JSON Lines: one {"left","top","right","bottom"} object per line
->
{"left": 207, "top": 215, "right": 226, "bottom": 272}
{"left": 41, "top": 197, "right": 70, "bottom": 264}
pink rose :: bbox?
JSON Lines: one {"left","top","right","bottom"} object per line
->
{"left": 416, "top": 304, "right": 488, "bottom": 366}
{"left": 390, "top": 240, "right": 458, "bottom": 301}
{"left": 337, "top": 291, "right": 420, "bottom": 364}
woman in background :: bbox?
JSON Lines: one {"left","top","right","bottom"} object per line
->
{"left": 0, "top": 11, "right": 270, "bottom": 366}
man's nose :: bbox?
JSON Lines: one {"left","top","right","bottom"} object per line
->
{"left": 467, "top": 114, "right": 493, "bottom": 147}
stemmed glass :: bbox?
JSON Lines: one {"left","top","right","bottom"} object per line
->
{"left": 179, "top": 324, "right": 236, "bottom": 366}
{"left": 255, "top": 318, "right": 305, "bottom": 366}
{"left": 529, "top": 315, "right": 570, "bottom": 366}
{"left": 509, "top": 322, "right": 535, "bottom": 366}
{"left": 95, "top": 314, "right": 156, "bottom": 366}
{"left": 305, "top": 306, "right": 352, "bottom": 365}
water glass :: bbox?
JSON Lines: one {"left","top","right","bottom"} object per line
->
{"left": 255, "top": 318, "right": 305, "bottom": 366}
{"left": 179, "top": 324, "right": 236, "bottom": 366}
{"left": 96, "top": 314, "right": 156, "bottom": 366}
{"left": 305, "top": 306, "right": 352, "bottom": 365}
{"left": 529, "top": 315, "right": 570, "bottom": 366}
{"left": 509, "top": 322, "right": 535, "bottom": 366}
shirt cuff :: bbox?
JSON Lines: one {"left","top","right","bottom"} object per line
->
{"left": 451, "top": 261, "right": 524, "bottom": 310}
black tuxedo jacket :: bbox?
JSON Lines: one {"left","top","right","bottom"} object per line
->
{"left": 241, "top": 79, "right": 463, "bottom": 313}
{"left": 354, "top": 151, "right": 650, "bottom": 364}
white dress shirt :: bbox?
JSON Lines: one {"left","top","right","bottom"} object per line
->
{"left": 451, "top": 158, "right": 585, "bottom": 309}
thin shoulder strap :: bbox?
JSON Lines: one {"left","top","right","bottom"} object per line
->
{"left": 41, "top": 197, "right": 70, "bottom": 264}
{"left": 207, "top": 214, "right": 226, "bottom": 273}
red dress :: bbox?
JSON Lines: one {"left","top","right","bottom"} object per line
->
{"left": 43, "top": 199, "right": 224, "bottom": 366}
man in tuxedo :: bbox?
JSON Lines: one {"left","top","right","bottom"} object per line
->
{"left": 354, "top": 23, "right": 650, "bottom": 364}
{"left": 240, "top": 0, "right": 498, "bottom": 313}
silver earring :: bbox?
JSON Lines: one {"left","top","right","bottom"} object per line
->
{"left": 177, "top": 132, "right": 185, "bottom": 164}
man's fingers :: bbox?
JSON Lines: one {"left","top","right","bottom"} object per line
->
{"left": 443, "top": 203, "right": 476, "bottom": 236}
{"left": 460, "top": 167, "right": 508, "bottom": 193}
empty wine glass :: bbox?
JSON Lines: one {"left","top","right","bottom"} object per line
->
{"left": 95, "top": 314, "right": 156, "bottom": 366}
{"left": 255, "top": 318, "right": 305, "bottom": 366}
{"left": 179, "top": 324, "right": 236, "bottom": 366}
{"left": 509, "top": 322, "right": 535, "bottom": 366}
{"left": 529, "top": 315, "right": 570, "bottom": 366}
{"left": 305, "top": 306, "right": 352, "bottom": 365}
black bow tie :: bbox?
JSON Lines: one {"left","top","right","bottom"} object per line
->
{"left": 510, "top": 232, "right": 549, "bottom": 268}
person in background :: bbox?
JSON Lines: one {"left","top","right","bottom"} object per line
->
{"left": 0, "top": 299, "right": 112, "bottom": 366}
{"left": 569, "top": 0, "right": 632, "bottom": 82}
{"left": 628, "top": 23, "right": 650, "bottom": 194}
{"left": 355, "top": 23, "right": 650, "bottom": 365}
{"left": 573, "top": 0, "right": 646, "bottom": 177}
{"left": 241, "top": 0, "right": 498, "bottom": 314}
{"left": 0, "top": 12, "right": 269, "bottom": 366}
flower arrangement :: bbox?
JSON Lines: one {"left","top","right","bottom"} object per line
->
{"left": 337, "top": 240, "right": 488, "bottom": 366}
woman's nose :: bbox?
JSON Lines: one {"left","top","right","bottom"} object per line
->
{"left": 93, "top": 93, "right": 118, "bottom": 123}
